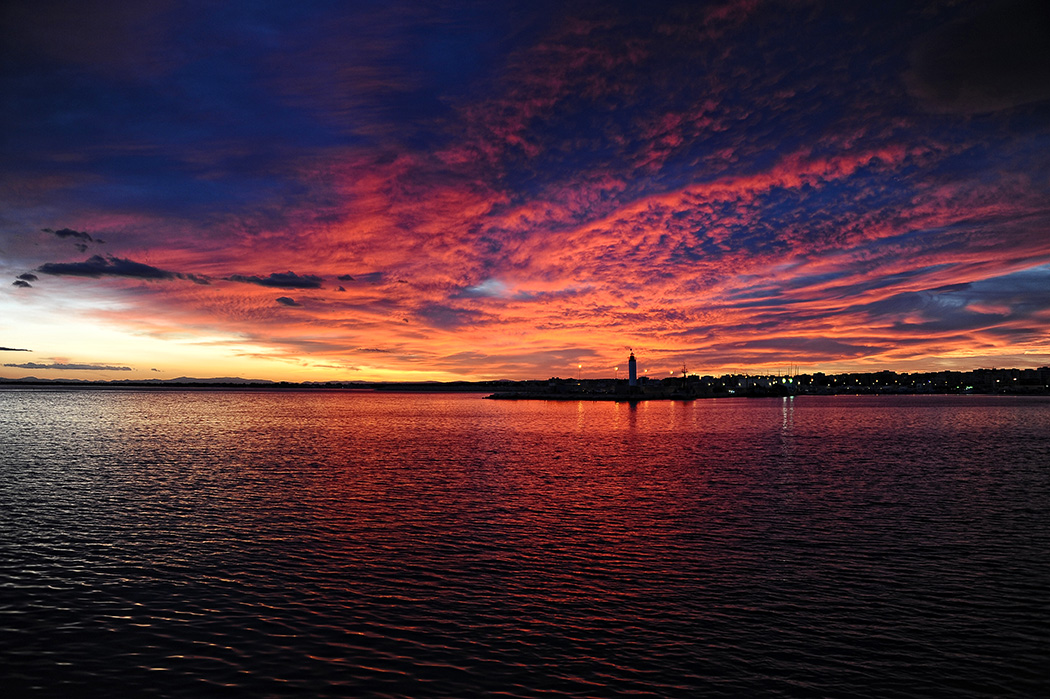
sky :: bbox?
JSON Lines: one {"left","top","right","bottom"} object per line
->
{"left": 2, "top": 0, "right": 1049, "bottom": 382}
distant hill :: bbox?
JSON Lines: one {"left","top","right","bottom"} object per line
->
{"left": 0, "top": 376, "right": 275, "bottom": 385}
{"left": 129, "top": 377, "right": 276, "bottom": 385}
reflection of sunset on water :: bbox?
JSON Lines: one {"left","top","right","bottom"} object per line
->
{"left": 6, "top": 389, "right": 1047, "bottom": 695}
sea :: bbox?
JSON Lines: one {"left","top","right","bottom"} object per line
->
{"left": 1, "top": 389, "right": 1047, "bottom": 697}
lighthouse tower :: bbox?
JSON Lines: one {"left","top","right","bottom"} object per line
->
{"left": 628, "top": 352, "right": 637, "bottom": 386}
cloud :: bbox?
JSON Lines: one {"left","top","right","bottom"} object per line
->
{"left": 17, "top": 273, "right": 39, "bottom": 282}
{"left": 42, "top": 227, "right": 99, "bottom": 252}
{"left": 726, "top": 337, "right": 879, "bottom": 361}
{"left": 43, "top": 227, "right": 94, "bottom": 242}
{"left": 37, "top": 255, "right": 176, "bottom": 280}
{"left": 3, "top": 2, "right": 1049, "bottom": 380}
{"left": 227, "top": 271, "right": 324, "bottom": 289}
{"left": 416, "top": 303, "right": 484, "bottom": 329}
{"left": 0, "top": 347, "right": 31, "bottom": 352}
{"left": 12, "top": 280, "right": 32, "bottom": 288}
{"left": 4, "top": 362, "right": 132, "bottom": 371}
{"left": 457, "top": 279, "right": 509, "bottom": 298}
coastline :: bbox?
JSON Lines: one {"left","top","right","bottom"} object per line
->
{"left": 3, "top": 366, "right": 1050, "bottom": 398}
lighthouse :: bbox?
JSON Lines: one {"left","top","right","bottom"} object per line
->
{"left": 628, "top": 352, "right": 637, "bottom": 386}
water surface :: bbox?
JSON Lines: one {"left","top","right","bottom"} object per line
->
{"left": 2, "top": 390, "right": 1048, "bottom": 696}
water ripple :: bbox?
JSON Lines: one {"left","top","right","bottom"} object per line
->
{"left": 2, "top": 390, "right": 1048, "bottom": 697}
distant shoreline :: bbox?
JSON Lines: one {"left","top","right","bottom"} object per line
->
{"left": 2, "top": 366, "right": 1049, "bottom": 397}
{"left": 483, "top": 390, "right": 1050, "bottom": 401}
{"left": 2, "top": 381, "right": 1049, "bottom": 399}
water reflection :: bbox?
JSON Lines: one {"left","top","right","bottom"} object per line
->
{"left": 1, "top": 390, "right": 1048, "bottom": 698}
{"left": 619, "top": 400, "right": 638, "bottom": 432}
{"left": 782, "top": 395, "right": 794, "bottom": 433}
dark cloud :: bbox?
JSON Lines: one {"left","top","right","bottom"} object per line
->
{"left": 4, "top": 362, "right": 132, "bottom": 371}
{"left": 358, "top": 272, "right": 385, "bottom": 284}
{"left": 37, "top": 255, "right": 176, "bottom": 280}
{"left": 0, "top": 347, "right": 31, "bottom": 352}
{"left": 12, "top": 280, "right": 32, "bottom": 288}
{"left": 43, "top": 227, "right": 94, "bottom": 242}
{"left": 431, "top": 347, "right": 604, "bottom": 374}
{"left": 335, "top": 272, "right": 385, "bottom": 284}
{"left": 907, "top": 0, "right": 1050, "bottom": 113}
{"left": 416, "top": 303, "right": 483, "bottom": 329}
{"left": 275, "top": 296, "right": 302, "bottom": 306}
{"left": 227, "top": 271, "right": 323, "bottom": 289}
{"left": 845, "top": 265, "right": 1050, "bottom": 338}
{"left": 728, "top": 337, "right": 878, "bottom": 360}
{"left": 17, "top": 273, "right": 39, "bottom": 282}
{"left": 43, "top": 228, "right": 97, "bottom": 252}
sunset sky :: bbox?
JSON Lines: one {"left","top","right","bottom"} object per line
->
{"left": 3, "top": 0, "right": 1049, "bottom": 382}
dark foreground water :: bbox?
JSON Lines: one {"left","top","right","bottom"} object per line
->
{"left": 1, "top": 390, "right": 1048, "bottom": 697}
